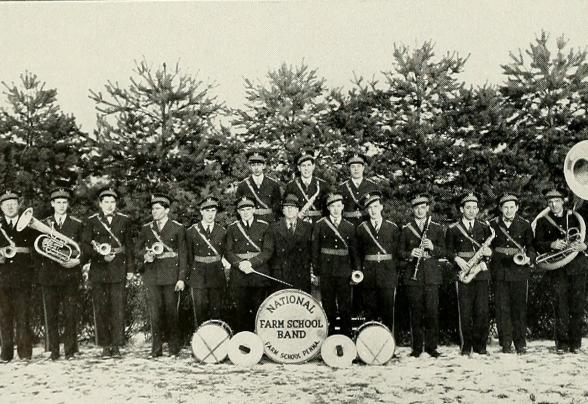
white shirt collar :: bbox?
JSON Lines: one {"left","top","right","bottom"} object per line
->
{"left": 351, "top": 178, "right": 363, "bottom": 188}
{"left": 301, "top": 176, "right": 312, "bottom": 186}
{"left": 157, "top": 217, "right": 168, "bottom": 228}
{"left": 462, "top": 218, "right": 474, "bottom": 228}
{"left": 330, "top": 216, "right": 340, "bottom": 225}
{"left": 201, "top": 221, "right": 214, "bottom": 231}
{"left": 54, "top": 214, "right": 66, "bottom": 223}
{"left": 252, "top": 174, "right": 264, "bottom": 185}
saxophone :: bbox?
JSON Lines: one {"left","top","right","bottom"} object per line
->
{"left": 458, "top": 223, "right": 496, "bottom": 284}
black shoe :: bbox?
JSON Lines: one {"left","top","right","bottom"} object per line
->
{"left": 460, "top": 349, "right": 471, "bottom": 356}
{"left": 101, "top": 347, "right": 112, "bottom": 358}
{"left": 50, "top": 352, "right": 60, "bottom": 361}
{"left": 65, "top": 354, "right": 75, "bottom": 360}
{"left": 426, "top": 349, "right": 441, "bottom": 358}
{"left": 570, "top": 347, "right": 578, "bottom": 354}
{"left": 111, "top": 346, "right": 122, "bottom": 359}
{"left": 501, "top": 346, "right": 513, "bottom": 354}
{"left": 476, "top": 348, "right": 488, "bottom": 355}
{"left": 148, "top": 352, "right": 162, "bottom": 359}
{"left": 516, "top": 347, "right": 527, "bottom": 355}
{"left": 409, "top": 350, "right": 421, "bottom": 358}
{"left": 556, "top": 345, "right": 569, "bottom": 355}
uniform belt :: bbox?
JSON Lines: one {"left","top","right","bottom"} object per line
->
{"left": 193, "top": 255, "right": 221, "bottom": 264}
{"left": 457, "top": 251, "right": 475, "bottom": 258}
{"left": 14, "top": 247, "right": 31, "bottom": 254}
{"left": 321, "top": 248, "right": 348, "bottom": 256}
{"left": 236, "top": 252, "right": 260, "bottom": 260}
{"left": 156, "top": 251, "right": 178, "bottom": 259}
{"left": 494, "top": 247, "right": 520, "bottom": 256}
{"left": 305, "top": 210, "right": 321, "bottom": 217}
{"left": 255, "top": 208, "right": 273, "bottom": 215}
{"left": 343, "top": 211, "right": 363, "bottom": 218}
{"left": 364, "top": 253, "right": 393, "bottom": 261}
{"left": 112, "top": 247, "right": 126, "bottom": 254}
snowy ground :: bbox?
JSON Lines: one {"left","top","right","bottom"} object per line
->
{"left": 1, "top": 338, "right": 587, "bottom": 404}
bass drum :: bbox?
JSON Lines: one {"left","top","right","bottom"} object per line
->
{"left": 191, "top": 320, "right": 233, "bottom": 364}
{"left": 355, "top": 321, "right": 395, "bottom": 365}
{"left": 255, "top": 289, "right": 328, "bottom": 364}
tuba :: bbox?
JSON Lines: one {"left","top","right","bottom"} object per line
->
{"left": 532, "top": 141, "right": 588, "bottom": 270}
{"left": 16, "top": 208, "right": 82, "bottom": 266}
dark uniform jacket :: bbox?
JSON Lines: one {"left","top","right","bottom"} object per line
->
{"left": 445, "top": 218, "right": 494, "bottom": 282}
{"left": 311, "top": 217, "right": 359, "bottom": 278}
{"left": 284, "top": 177, "right": 329, "bottom": 220}
{"left": 269, "top": 218, "right": 312, "bottom": 290}
{"left": 338, "top": 178, "right": 379, "bottom": 224}
{"left": 225, "top": 218, "right": 274, "bottom": 287}
{"left": 0, "top": 216, "right": 36, "bottom": 287}
{"left": 490, "top": 216, "right": 536, "bottom": 281}
{"left": 185, "top": 222, "right": 227, "bottom": 289}
{"left": 38, "top": 215, "right": 83, "bottom": 286}
{"left": 236, "top": 175, "right": 282, "bottom": 222}
{"left": 136, "top": 219, "right": 187, "bottom": 286}
{"left": 534, "top": 210, "right": 588, "bottom": 275}
{"left": 399, "top": 219, "right": 446, "bottom": 285}
{"left": 82, "top": 211, "right": 134, "bottom": 283}
{"left": 357, "top": 219, "right": 400, "bottom": 288}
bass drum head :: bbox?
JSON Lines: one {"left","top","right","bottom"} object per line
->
{"left": 320, "top": 334, "right": 357, "bottom": 368}
{"left": 227, "top": 331, "right": 264, "bottom": 367}
{"left": 256, "top": 288, "right": 328, "bottom": 364}
{"left": 355, "top": 321, "right": 395, "bottom": 365}
{"left": 191, "top": 320, "right": 233, "bottom": 364}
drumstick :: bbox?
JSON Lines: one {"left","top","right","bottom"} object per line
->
{"left": 251, "top": 269, "right": 293, "bottom": 287}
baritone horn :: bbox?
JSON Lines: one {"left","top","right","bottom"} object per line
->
{"left": 16, "top": 207, "right": 81, "bottom": 265}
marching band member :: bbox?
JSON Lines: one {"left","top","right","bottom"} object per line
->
{"left": 136, "top": 193, "right": 187, "bottom": 359}
{"left": 82, "top": 187, "right": 134, "bottom": 359}
{"left": 445, "top": 192, "right": 493, "bottom": 356}
{"left": 0, "top": 190, "right": 35, "bottom": 362}
{"left": 338, "top": 153, "right": 379, "bottom": 227}
{"left": 311, "top": 192, "right": 359, "bottom": 337}
{"left": 399, "top": 193, "right": 445, "bottom": 358}
{"left": 39, "top": 187, "right": 83, "bottom": 360}
{"left": 535, "top": 188, "right": 588, "bottom": 354}
{"left": 225, "top": 196, "right": 274, "bottom": 332}
{"left": 284, "top": 150, "right": 329, "bottom": 223}
{"left": 490, "top": 193, "right": 535, "bottom": 354}
{"left": 269, "top": 194, "right": 313, "bottom": 292}
{"left": 185, "top": 196, "right": 229, "bottom": 325}
{"left": 356, "top": 191, "right": 399, "bottom": 333}
{"left": 235, "top": 150, "right": 282, "bottom": 223}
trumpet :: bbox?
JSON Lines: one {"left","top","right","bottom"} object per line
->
{"left": 92, "top": 241, "right": 112, "bottom": 256}
{"left": 351, "top": 270, "right": 364, "bottom": 284}
{"left": 146, "top": 241, "right": 165, "bottom": 256}
{"left": 513, "top": 249, "right": 530, "bottom": 266}
{"left": 0, "top": 245, "right": 16, "bottom": 259}
{"left": 16, "top": 208, "right": 81, "bottom": 265}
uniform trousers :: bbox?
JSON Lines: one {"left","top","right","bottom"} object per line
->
{"left": 145, "top": 284, "right": 179, "bottom": 355}
{"left": 42, "top": 281, "right": 80, "bottom": 357}
{"left": 91, "top": 282, "right": 125, "bottom": 348}
{"left": 364, "top": 286, "right": 396, "bottom": 334}
{"left": 0, "top": 285, "right": 32, "bottom": 361}
{"left": 495, "top": 280, "right": 527, "bottom": 350}
{"left": 456, "top": 280, "right": 489, "bottom": 353}
{"left": 320, "top": 276, "right": 352, "bottom": 337}
{"left": 407, "top": 284, "right": 439, "bottom": 353}
{"left": 191, "top": 287, "right": 223, "bottom": 327}
{"left": 553, "top": 271, "right": 586, "bottom": 350}
{"left": 233, "top": 286, "right": 268, "bottom": 332}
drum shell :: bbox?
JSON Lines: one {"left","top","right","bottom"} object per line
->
{"left": 191, "top": 319, "right": 233, "bottom": 364}
{"left": 355, "top": 321, "right": 395, "bottom": 365}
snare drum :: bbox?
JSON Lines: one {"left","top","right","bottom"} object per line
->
{"left": 191, "top": 320, "right": 233, "bottom": 364}
{"left": 355, "top": 321, "right": 395, "bottom": 365}
{"left": 227, "top": 331, "right": 264, "bottom": 367}
{"left": 256, "top": 289, "right": 328, "bottom": 364}
{"left": 320, "top": 334, "right": 356, "bottom": 368}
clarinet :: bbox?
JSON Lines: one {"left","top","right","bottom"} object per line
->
{"left": 411, "top": 215, "right": 432, "bottom": 281}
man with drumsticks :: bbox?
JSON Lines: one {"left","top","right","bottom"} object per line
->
{"left": 311, "top": 192, "right": 359, "bottom": 337}
{"left": 445, "top": 192, "right": 493, "bottom": 356}
{"left": 225, "top": 196, "right": 274, "bottom": 332}
{"left": 399, "top": 193, "right": 445, "bottom": 358}
{"left": 356, "top": 191, "right": 399, "bottom": 334}
{"left": 534, "top": 187, "right": 588, "bottom": 354}
{"left": 185, "top": 196, "right": 230, "bottom": 325}
{"left": 489, "top": 193, "right": 535, "bottom": 355}
{"left": 136, "top": 193, "right": 187, "bottom": 359}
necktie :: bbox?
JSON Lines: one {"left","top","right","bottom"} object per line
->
{"left": 289, "top": 222, "right": 295, "bottom": 234}
{"left": 468, "top": 221, "right": 473, "bottom": 233}
{"left": 207, "top": 225, "right": 212, "bottom": 235}
{"left": 58, "top": 217, "right": 63, "bottom": 228}
{"left": 373, "top": 221, "right": 380, "bottom": 232}
{"left": 157, "top": 221, "right": 163, "bottom": 232}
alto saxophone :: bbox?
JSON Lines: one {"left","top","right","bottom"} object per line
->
{"left": 458, "top": 223, "right": 496, "bottom": 284}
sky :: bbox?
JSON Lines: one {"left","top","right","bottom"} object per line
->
{"left": 1, "top": 0, "right": 588, "bottom": 132}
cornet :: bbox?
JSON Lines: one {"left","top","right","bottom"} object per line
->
{"left": 351, "top": 270, "right": 364, "bottom": 284}
{"left": 92, "top": 241, "right": 112, "bottom": 256}
{"left": 513, "top": 249, "right": 530, "bottom": 266}
{"left": 144, "top": 241, "right": 165, "bottom": 263}
{"left": 16, "top": 208, "right": 81, "bottom": 265}
{"left": 0, "top": 245, "right": 16, "bottom": 259}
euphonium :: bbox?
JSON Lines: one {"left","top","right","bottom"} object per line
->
{"left": 458, "top": 223, "right": 496, "bottom": 284}
{"left": 15, "top": 208, "right": 81, "bottom": 265}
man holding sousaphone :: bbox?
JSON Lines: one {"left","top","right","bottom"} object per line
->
{"left": 445, "top": 192, "right": 494, "bottom": 356}
{"left": 0, "top": 190, "right": 35, "bottom": 362}
{"left": 356, "top": 190, "right": 399, "bottom": 334}
{"left": 399, "top": 193, "right": 445, "bottom": 358}
{"left": 82, "top": 187, "right": 135, "bottom": 359}
{"left": 38, "top": 187, "right": 84, "bottom": 360}
{"left": 534, "top": 187, "right": 588, "bottom": 354}
{"left": 489, "top": 193, "right": 535, "bottom": 355}
{"left": 136, "top": 193, "right": 187, "bottom": 359}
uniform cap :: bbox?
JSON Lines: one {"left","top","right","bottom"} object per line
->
{"left": 498, "top": 193, "right": 519, "bottom": 206}
{"left": 297, "top": 150, "right": 315, "bottom": 165}
{"left": 246, "top": 150, "right": 267, "bottom": 164}
{"left": 200, "top": 196, "right": 219, "bottom": 210}
{"left": 410, "top": 193, "right": 430, "bottom": 207}
{"left": 50, "top": 187, "right": 71, "bottom": 200}
{"left": 282, "top": 193, "right": 300, "bottom": 208}
{"left": 460, "top": 192, "right": 479, "bottom": 206}
{"left": 361, "top": 190, "right": 382, "bottom": 209}
{"left": 0, "top": 190, "right": 18, "bottom": 204}
{"left": 542, "top": 188, "right": 565, "bottom": 200}
{"left": 98, "top": 187, "right": 118, "bottom": 200}
{"left": 151, "top": 193, "right": 171, "bottom": 207}
{"left": 326, "top": 192, "right": 344, "bottom": 207}
{"left": 237, "top": 196, "right": 255, "bottom": 209}
{"left": 347, "top": 153, "right": 366, "bottom": 166}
